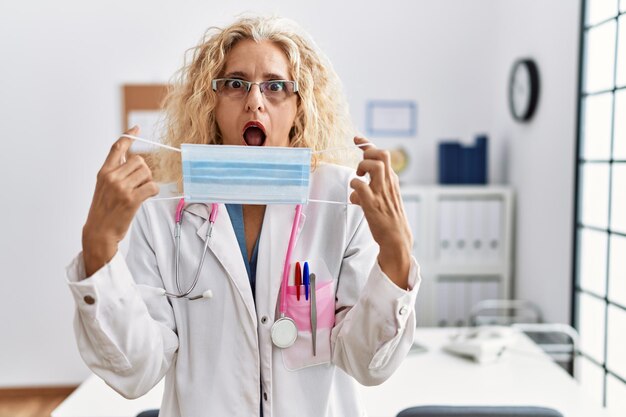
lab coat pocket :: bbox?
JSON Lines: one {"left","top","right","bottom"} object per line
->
{"left": 282, "top": 279, "right": 335, "bottom": 371}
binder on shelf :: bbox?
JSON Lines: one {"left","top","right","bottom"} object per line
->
{"left": 485, "top": 199, "right": 503, "bottom": 261}
{"left": 454, "top": 200, "right": 470, "bottom": 262}
{"left": 467, "top": 200, "right": 481, "bottom": 262}
{"left": 459, "top": 148, "right": 474, "bottom": 185}
{"left": 438, "top": 135, "right": 488, "bottom": 184}
{"left": 438, "top": 143, "right": 461, "bottom": 184}
{"left": 438, "top": 200, "right": 456, "bottom": 261}
{"left": 469, "top": 278, "right": 484, "bottom": 311}
{"left": 461, "top": 135, "right": 487, "bottom": 184}
{"left": 444, "top": 278, "right": 462, "bottom": 327}
{"left": 482, "top": 278, "right": 500, "bottom": 301}
{"left": 473, "top": 199, "right": 493, "bottom": 262}
{"left": 436, "top": 279, "right": 451, "bottom": 327}
{"left": 476, "top": 136, "right": 488, "bottom": 183}
{"left": 452, "top": 279, "right": 468, "bottom": 326}
{"left": 435, "top": 277, "right": 504, "bottom": 327}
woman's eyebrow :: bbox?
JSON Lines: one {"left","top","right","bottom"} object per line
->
{"left": 263, "top": 72, "right": 288, "bottom": 80}
{"left": 223, "top": 71, "right": 248, "bottom": 79}
{"left": 222, "top": 71, "right": 289, "bottom": 80}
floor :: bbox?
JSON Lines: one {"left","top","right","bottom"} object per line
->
{"left": 0, "top": 387, "right": 76, "bottom": 417}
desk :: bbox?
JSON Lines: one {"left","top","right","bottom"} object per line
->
{"left": 52, "top": 327, "right": 612, "bottom": 417}
{"left": 361, "top": 327, "right": 612, "bottom": 417}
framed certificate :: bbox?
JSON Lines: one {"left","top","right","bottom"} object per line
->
{"left": 366, "top": 100, "right": 417, "bottom": 137}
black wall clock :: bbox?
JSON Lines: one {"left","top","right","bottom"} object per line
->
{"left": 509, "top": 58, "right": 540, "bottom": 122}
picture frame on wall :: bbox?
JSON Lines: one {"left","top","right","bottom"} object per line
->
{"left": 122, "top": 84, "right": 169, "bottom": 174}
{"left": 365, "top": 100, "right": 417, "bottom": 137}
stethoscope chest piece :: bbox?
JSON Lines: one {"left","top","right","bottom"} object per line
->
{"left": 271, "top": 316, "right": 298, "bottom": 349}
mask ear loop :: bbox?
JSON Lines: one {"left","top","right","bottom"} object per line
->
{"left": 307, "top": 199, "right": 352, "bottom": 205}
{"left": 119, "top": 134, "right": 183, "bottom": 153}
{"left": 309, "top": 143, "right": 374, "bottom": 206}
{"left": 116, "top": 134, "right": 185, "bottom": 201}
{"left": 311, "top": 142, "right": 371, "bottom": 154}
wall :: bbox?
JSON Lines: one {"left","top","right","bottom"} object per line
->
{"left": 491, "top": 0, "right": 581, "bottom": 323}
{"left": 0, "top": 0, "right": 579, "bottom": 386}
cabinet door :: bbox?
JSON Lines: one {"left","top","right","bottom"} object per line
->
{"left": 403, "top": 197, "right": 421, "bottom": 256}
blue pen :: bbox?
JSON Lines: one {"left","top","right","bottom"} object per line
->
{"left": 303, "top": 261, "right": 310, "bottom": 301}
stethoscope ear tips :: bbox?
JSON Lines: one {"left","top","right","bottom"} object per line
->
{"left": 202, "top": 290, "right": 214, "bottom": 299}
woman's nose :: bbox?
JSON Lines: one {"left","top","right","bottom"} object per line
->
{"left": 245, "top": 84, "right": 265, "bottom": 112}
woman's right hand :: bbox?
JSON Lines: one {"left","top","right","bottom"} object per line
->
{"left": 82, "top": 127, "right": 160, "bottom": 277}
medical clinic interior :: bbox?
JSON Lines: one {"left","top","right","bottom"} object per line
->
{"left": 1, "top": 0, "right": 625, "bottom": 416}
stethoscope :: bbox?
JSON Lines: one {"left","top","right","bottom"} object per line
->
{"left": 160, "top": 198, "right": 218, "bottom": 301}
{"left": 163, "top": 197, "right": 301, "bottom": 349}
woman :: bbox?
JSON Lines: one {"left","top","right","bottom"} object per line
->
{"left": 67, "top": 15, "right": 420, "bottom": 417}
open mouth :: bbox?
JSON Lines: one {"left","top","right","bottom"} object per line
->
{"left": 242, "top": 122, "right": 267, "bottom": 146}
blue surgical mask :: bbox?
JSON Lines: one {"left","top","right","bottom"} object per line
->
{"left": 181, "top": 144, "right": 311, "bottom": 204}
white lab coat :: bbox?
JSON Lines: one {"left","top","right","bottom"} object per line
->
{"left": 66, "top": 163, "right": 421, "bottom": 417}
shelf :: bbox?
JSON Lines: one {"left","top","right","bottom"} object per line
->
{"left": 401, "top": 185, "right": 514, "bottom": 326}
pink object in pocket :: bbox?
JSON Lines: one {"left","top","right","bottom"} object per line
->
{"left": 286, "top": 280, "right": 335, "bottom": 332}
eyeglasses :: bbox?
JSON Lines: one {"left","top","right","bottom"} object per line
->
{"left": 211, "top": 78, "right": 299, "bottom": 101}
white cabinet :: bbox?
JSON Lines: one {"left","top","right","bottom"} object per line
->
{"left": 401, "top": 186, "right": 514, "bottom": 327}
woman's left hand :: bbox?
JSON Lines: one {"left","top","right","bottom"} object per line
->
{"left": 349, "top": 136, "right": 413, "bottom": 289}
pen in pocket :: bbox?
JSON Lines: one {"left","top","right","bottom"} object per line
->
{"left": 304, "top": 261, "right": 310, "bottom": 301}
{"left": 295, "top": 262, "right": 302, "bottom": 301}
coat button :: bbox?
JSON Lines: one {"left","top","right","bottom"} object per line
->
{"left": 83, "top": 295, "right": 95, "bottom": 305}
{"left": 261, "top": 316, "right": 268, "bottom": 324}
{"left": 263, "top": 392, "right": 268, "bottom": 401}
{"left": 399, "top": 305, "right": 408, "bottom": 315}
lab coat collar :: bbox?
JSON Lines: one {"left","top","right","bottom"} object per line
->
{"left": 184, "top": 203, "right": 210, "bottom": 220}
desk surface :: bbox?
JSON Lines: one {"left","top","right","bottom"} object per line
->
{"left": 361, "top": 328, "right": 612, "bottom": 417}
{"left": 52, "top": 327, "right": 612, "bottom": 417}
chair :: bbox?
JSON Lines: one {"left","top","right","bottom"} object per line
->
{"left": 469, "top": 299, "right": 543, "bottom": 326}
{"left": 396, "top": 405, "right": 564, "bottom": 417}
{"left": 468, "top": 299, "right": 579, "bottom": 379}
{"left": 136, "top": 410, "right": 159, "bottom": 417}
{"left": 511, "top": 322, "right": 580, "bottom": 379}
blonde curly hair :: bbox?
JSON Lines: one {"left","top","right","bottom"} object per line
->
{"left": 156, "top": 15, "right": 356, "bottom": 187}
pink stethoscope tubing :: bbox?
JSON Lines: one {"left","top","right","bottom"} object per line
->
{"left": 271, "top": 204, "right": 302, "bottom": 348}
{"left": 280, "top": 204, "right": 303, "bottom": 315}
